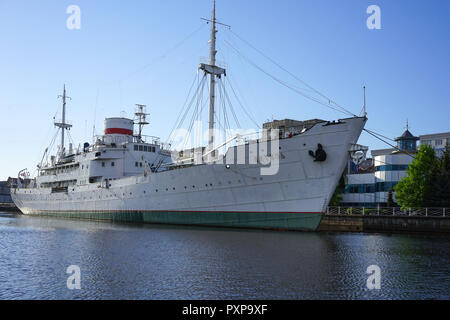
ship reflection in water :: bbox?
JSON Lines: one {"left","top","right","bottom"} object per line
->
{"left": 0, "top": 212, "right": 449, "bottom": 300}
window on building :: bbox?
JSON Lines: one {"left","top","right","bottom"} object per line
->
{"left": 376, "top": 165, "right": 409, "bottom": 172}
{"left": 139, "top": 145, "right": 144, "bottom": 151}
{"left": 375, "top": 181, "right": 398, "bottom": 192}
{"left": 111, "top": 162, "right": 115, "bottom": 167}
{"left": 435, "top": 139, "right": 443, "bottom": 146}
{"left": 344, "top": 183, "right": 376, "bottom": 194}
{"left": 102, "top": 162, "right": 105, "bottom": 167}
{"left": 399, "top": 140, "right": 416, "bottom": 151}
{"left": 144, "top": 146, "right": 148, "bottom": 152}
{"left": 134, "top": 145, "right": 138, "bottom": 151}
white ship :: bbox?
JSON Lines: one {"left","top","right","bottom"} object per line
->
{"left": 11, "top": 1, "right": 366, "bottom": 231}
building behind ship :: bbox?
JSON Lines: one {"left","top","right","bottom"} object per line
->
{"left": 341, "top": 127, "right": 450, "bottom": 207}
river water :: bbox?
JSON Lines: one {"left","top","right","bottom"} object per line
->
{"left": 0, "top": 212, "right": 449, "bottom": 300}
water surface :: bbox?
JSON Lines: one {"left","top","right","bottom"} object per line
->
{"left": 0, "top": 212, "right": 449, "bottom": 300}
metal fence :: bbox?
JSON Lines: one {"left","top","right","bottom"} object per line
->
{"left": 326, "top": 207, "right": 449, "bottom": 217}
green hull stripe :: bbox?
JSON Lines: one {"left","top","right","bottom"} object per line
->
{"left": 25, "top": 211, "right": 323, "bottom": 231}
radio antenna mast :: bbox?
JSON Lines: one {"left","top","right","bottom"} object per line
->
{"left": 135, "top": 104, "right": 149, "bottom": 143}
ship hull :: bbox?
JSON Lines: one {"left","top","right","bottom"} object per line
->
{"left": 17, "top": 210, "right": 323, "bottom": 231}
{"left": 12, "top": 117, "right": 366, "bottom": 232}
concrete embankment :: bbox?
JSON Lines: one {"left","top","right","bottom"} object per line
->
{"left": 0, "top": 203, "right": 20, "bottom": 213}
{"left": 318, "top": 214, "right": 450, "bottom": 234}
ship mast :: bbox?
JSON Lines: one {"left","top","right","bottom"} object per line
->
{"left": 200, "top": 0, "right": 226, "bottom": 157}
{"left": 55, "top": 85, "right": 72, "bottom": 159}
{"left": 208, "top": 0, "right": 217, "bottom": 153}
{"left": 135, "top": 104, "right": 149, "bottom": 143}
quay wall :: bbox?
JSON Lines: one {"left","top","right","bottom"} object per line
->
{"left": 318, "top": 214, "right": 450, "bottom": 234}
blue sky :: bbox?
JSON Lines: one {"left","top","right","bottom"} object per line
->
{"left": 0, "top": 0, "right": 449, "bottom": 180}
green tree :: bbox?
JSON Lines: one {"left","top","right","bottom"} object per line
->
{"left": 329, "top": 187, "right": 343, "bottom": 206}
{"left": 329, "top": 173, "right": 345, "bottom": 206}
{"left": 394, "top": 144, "right": 437, "bottom": 209}
{"left": 423, "top": 146, "right": 450, "bottom": 207}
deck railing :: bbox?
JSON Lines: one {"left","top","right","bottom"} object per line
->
{"left": 326, "top": 207, "right": 449, "bottom": 217}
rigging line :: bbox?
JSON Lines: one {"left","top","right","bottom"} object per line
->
{"left": 223, "top": 37, "right": 354, "bottom": 117}
{"left": 219, "top": 79, "right": 241, "bottom": 128}
{"left": 215, "top": 80, "right": 228, "bottom": 134}
{"left": 225, "top": 76, "right": 260, "bottom": 128}
{"left": 44, "top": 128, "right": 61, "bottom": 165}
{"left": 226, "top": 74, "right": 260, "bottom": 127}
{"left": 219, "top": 79, "right": 232, "bottom": 140}
{"left": 365, "top": 128, "right": 396, "bottom": 142}
{"left": 223, "top": 39, "right": 356, "bottom": 117}
{"left": 179, "top": 76, "right": 203, "bottom": 136}
{"left": 67, "top": 131, "right": 75, "bottom": 149}
{"left": 228, "top": 29, "right": 356, "bottom": 116}
{"left": 363, "top": 129, "right": 416, "bottom": 159}
{"left": 218, "top": 76, "right": 224, "bottom": 135}
{"left": 165, "top": 73, "right": 200, "bottom": 144}
{"left": 184, "top": 76, "right": 207, "bottom": 150}
{"left": 167, "top": 75, "right": 207, "bottom": 147}
{"left": 224, "top": 33, "right": 318, "bottom": 98}
{"left": 120, "top": 24, "right": 206, "bottom": 82}
{"left": 221, "top": 79, "right": 230, "bottom": 136}
{"left": 218, "top": 78, "right": 231, "bottom": 131}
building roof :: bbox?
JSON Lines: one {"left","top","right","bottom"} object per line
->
{"left": 395, "top": 129, "right": 419, "bottom": 141}
{"left": 371, "top": 148, "right": 395, "bottom": 157}
{"left": 419, "top": 132, "right": 450, "bottom": 140}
